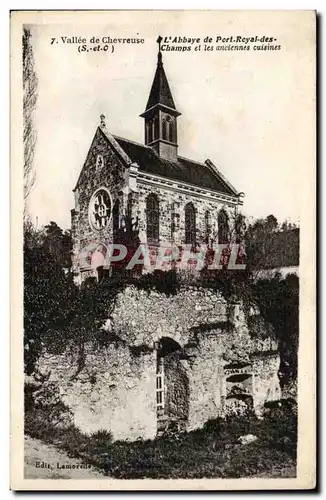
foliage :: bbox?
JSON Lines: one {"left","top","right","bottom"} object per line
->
{"left": 129, "top": 344, "right": 153, "bottom": 357}
{"left": 209, "top": 270, "right": 299, "bottom": 383}
{"left": 200, "top": 214, "right": 299, "bottom": 383}
{"left": 132, "top": 269, "right": 181, "bottom": 295}
{"left": 43, "top": 221, "right": 73, "bottom": 270}
{"left": 25, "top": 399, "right": 296, "bottom": 479}
{"left": 253, "top": 273, "right": 299, "bottom": 381}
{"left": 23, "top": 222, "right": 125, "bottom": 374}
{"left": 24, "top": 227, "right": 71, "bottom": 374}
{"left": 261, "top": 399, "right": 297, "bottom": 457}
{"left": 244, "top": 215, "right": 299, "bottom": 278}
{"left": 200, "top": 267, "right": 251, "bottom": 302}
{"left": 25, "top": 380, "right": 73, "bottom": 429}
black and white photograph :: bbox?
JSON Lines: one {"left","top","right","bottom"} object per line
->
{"left": 10, "top": 10, "right": 315, "bottom": 490}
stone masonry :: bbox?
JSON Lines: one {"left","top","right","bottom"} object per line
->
{"left": 35, "top": 285, "right": 281, "bottom": 441}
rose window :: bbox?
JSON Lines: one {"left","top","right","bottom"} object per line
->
{"left": 89, "top": 188, "right": 112, "bottom": 231}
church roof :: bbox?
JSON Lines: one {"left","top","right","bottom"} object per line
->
{"left": 114, "top": 135, "right": 238, "bottom": 196}
{"left": 144, "top": 52, "right": 177, "bottom": 112}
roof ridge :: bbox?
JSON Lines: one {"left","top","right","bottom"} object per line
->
{"left": 177, "top": 155, "right": 205, "bottom": 167}
{"left": 113, "top": 135, "right": 151, "bottom": 149}
{"left": 204, "top": 158, "right": 239, "bottom": 196}
{"left": 113, "top": 134, "right": 238, "bottom": 196}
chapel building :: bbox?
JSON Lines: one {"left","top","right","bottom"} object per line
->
{"left": 71, "top": 40, "right": 244, "bottom": 280}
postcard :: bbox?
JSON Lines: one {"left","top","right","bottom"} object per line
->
{"left": 10, "top": 10, "right": 316, "bottom": 490}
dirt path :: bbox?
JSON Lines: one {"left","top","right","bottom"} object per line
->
{"left": 24, "top": 435, "right": 106, "bottom": 479}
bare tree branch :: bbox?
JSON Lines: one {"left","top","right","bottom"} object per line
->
{"left": 23, "top": 28, "right": 38, "bottom": 213}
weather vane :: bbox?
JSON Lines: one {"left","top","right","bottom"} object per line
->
{"left": 156, "top": 35, "right": 163, "bottom": 52}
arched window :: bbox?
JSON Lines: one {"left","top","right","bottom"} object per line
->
{"left": 146, "top": 193, "right": 160, "bottom": 243}
{"left": 204, "top": 210, "right": 211, "bottom": 243}
{"left": 218, "top": 210, "right": 229, "bottom": 244}
{"left": 235, "top": 214, "right": 246, "bottom": 243}
{"left": 148, "top": 120, "right": 153, "bottom": 143}
{"left": 153, "top": 116, "right": 159, "bottom": 141}
{"left": 113, "top": 199, "right": 120, "bottom": 240}
{"left": 127, "top": 193, "right": 133, "bottom": 219}
{"left": 146, "top": 122, "right": 149, "bottom": 143}
{"left": 170, "top": 202, "right": 176, "bottom": 239}
{"left": 169, "top": 122, "right": 173, "bottom": 142}
{"left": 185, "top": 202, "right": 196, "bottom": 246}
{"left": 166, "top": 116, "right": 173, "bottom": 142}
{"left": 162, "top": 119, "right": 167, "bottom": 140}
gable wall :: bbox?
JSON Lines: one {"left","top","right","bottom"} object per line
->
{"left": 71, "top": 129, "right": 128, "bottom": 275}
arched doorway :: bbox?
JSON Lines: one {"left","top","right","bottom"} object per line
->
{"left": 156, "top": 337, "right": 189, "bottom": 433}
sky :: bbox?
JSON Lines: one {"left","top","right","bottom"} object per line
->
{"left": 26, "top": 10, "right": 315, "bottom": 230}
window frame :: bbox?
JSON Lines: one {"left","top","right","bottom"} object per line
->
{"left": 88, "top": 186, "right": 113, "bottom": 232}
{"left": 185, "top": 202, "right": 196, "bottom": 247}
{"left": 146, "top": 193, "right": 160, "bottom": 244}
{"left": 156, "top": 358, "right": 165, "bottom": 412}
{"left": 218, "top": 209, "right": 229, "bottom": 244}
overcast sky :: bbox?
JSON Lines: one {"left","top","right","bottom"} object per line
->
{"left": 26, "top": 10, "right": 315, "bottom": 230}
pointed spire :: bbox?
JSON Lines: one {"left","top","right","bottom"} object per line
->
{"left": 144, "top": 36, "right": 177, "bottom": 112}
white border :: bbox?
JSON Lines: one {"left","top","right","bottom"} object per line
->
{"left": 6, "top": 5, "right": 320, "bottom": 498}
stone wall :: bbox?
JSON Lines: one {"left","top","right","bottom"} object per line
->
{"left": 111, "top": 285, "right": 228, "bottom": 347}
{"left": 34, "top": 285, "right": 281, "bottom": 441}
{"left": 36, "top": 342, "right": 157, "bottom": 441}
{"left": 186, "top": 331, "right": 226, "bottom": 429}
{"left": 252, "top": 355, "right": 282, "bottom": 416}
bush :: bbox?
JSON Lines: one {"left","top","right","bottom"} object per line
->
{"left": 24, "top": 381, "right": 73, "bottom": 439}
{"left": 89, "top": 429, "right": 113, "bottom": 446}
{"left": 260, "top": 399, "right": 297, "bottom": 457}
{"left": 25, "top": 400, "right": 297, "bottom": 479}
{"left": 133, "top": 269, "right": 181, "bottom": 296}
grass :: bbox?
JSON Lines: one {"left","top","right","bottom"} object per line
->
{"left": 25, "top": 399, "right": 297, "bottom": 479}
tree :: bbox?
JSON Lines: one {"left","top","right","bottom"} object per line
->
{"left": 23, "top": 28, "right": 38, "bottom": 216}
{"left": 24, "top": 232, "right": 70, "bottom": 374}
{"left": 43, "top": 221, "right": 73, "bottom": 271}
{"left": 44, "top": 275, "right": 126, "bottom": 376}
{"left": 253, "top": 273, "right": 299, "bottom": 383}
{"left": 265, "top": 214, "right": 278, "bottom": 232}
{"left": 24, "top": 220, "right": 125, "bottom": 374}
{"left": 244, "top": 215, "right": 280, "bottom": 278}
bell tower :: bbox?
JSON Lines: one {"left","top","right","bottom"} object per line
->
{"left": 140, "top": 36, "right": 181, "bottom": 161}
